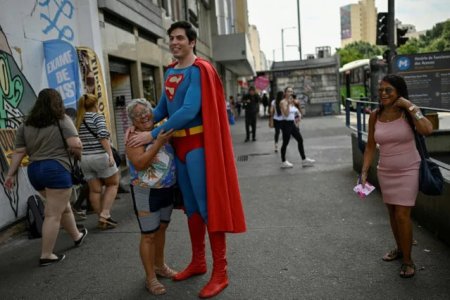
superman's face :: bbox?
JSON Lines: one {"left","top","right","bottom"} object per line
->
{"left": 169, "top": 28, "right": 195, "bottom": 59}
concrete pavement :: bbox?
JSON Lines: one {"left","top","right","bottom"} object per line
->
{"left": 1, "top": 113, "right": 450, "bottom": 299}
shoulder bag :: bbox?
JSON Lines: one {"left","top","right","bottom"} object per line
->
{"left": 405, "top": 112, "right": 443, "bottom": 196}
{"left": 83, "top": 119, "right": 122, "bottom": 167}
{"left": 56, "top": 120, "right": 85, "bottom": 185}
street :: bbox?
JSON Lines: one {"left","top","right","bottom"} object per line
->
{"left": 1, "top": 114, "right": 449, "bottom": 299}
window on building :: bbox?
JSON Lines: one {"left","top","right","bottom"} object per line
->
{"left": 142, "top": 64, "right": 157, "bottom": 106}
{"left": 103, "top": 11, "right": 134, "bottom": 34}
{"left": 138, "top": 29, "right": 158, "bottom": 43}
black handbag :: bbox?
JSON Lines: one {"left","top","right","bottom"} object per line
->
{"left": 405, "top": 113, "right": 444, "bottom": 196}
{"left": 414, "top": 133, "right": 444, "bottom": 195}
{"left": 111, "top": 146, "right": 122, "bottom": 167}
{"left": 83, "top": 119, "right": 121, "bottom": 167}
{"left": 56, "top": 121, "right": 85, "bottom": 185}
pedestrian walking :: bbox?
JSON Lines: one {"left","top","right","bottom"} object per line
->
{"left": 4, "top": 88, "right": 87, "bottom": 266}
{"left": 269, "top": 91, "right": 284, "bottom": 153}
{"left": 261, "top": 92, "right": 269, "bottom": 116}
{"left": 279, "top": 87, "right": 315, "bottom": 168}
{"left": 242, "top": 86, "right": 260, "bottom": 142}
{"left": 75, "top": 94, "right": 120, "bottom": 230}
{"left": 126, "top": 99, "right": 178, "bottom": 295}
{"left": 360, "top": 74, "right": 433, "bottom": 278}
{"left": 127, "top": 21, "right": 246, "bottom": 298}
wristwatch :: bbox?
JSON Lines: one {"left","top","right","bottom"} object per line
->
{"left": 415, "top": 110, "right": 425, "bottom": 120}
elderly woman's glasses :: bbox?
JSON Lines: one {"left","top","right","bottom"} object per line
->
{"left": 378, "top": 87, "right": 395, "bottom": 95}
{"left": 134, "top": 108, "right": 151, "bottom": 120}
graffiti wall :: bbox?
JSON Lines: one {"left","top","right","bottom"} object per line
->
{"left": 0, "top": 0, "right": 104, "bottom": 229}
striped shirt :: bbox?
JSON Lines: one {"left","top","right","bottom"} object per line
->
{"left": 79, "top": 112, "right": 110, "bottom": 155}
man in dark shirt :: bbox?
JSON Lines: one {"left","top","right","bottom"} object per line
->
{"left": 242, "top": 86, "right": 260, "bottom": 142}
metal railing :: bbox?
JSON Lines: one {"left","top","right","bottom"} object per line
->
{"left": 345, "top": 98, "right": 450, "bottom": 171}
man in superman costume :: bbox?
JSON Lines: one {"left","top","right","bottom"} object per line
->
{"left": 128, "top": 21, "right": 246, "bottom": 298}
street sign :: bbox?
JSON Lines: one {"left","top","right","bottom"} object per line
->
{"left": 392, "top": 51, "right": 450, "bottom": 109}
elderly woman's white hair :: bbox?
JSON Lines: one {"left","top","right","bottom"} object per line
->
{"left": 126, "top": 98, "right": 153, "bottom": 121}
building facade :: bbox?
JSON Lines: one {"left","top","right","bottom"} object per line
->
{"left": 340, "top": 0, "right": 377, "bottom": 47}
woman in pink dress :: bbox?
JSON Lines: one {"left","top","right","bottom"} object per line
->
{"left": 361, "top": 75, "right": 433, "bottom": 278}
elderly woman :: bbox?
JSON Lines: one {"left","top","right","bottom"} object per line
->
{"left": 125, "top": 99, "right": 177, "bottom": 295}
{"left": 361, "top": 75, "right": 433, "bottom": 278}
{"left": 75, "top": 94, "right": 119, "bottom": 229}
{"left": 4, "top": 88, "right": 88, "bottom": 266}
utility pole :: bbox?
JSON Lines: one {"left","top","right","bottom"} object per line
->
{"left": 388, "top": 0, "right": 395, "bottom": 73}
{"left": 297, "top": 0, "right": 302, "bottom": 60}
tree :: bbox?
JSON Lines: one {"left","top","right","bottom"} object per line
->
{"left": 336, "top": 41, "right": 383, "bottom": 66}
{"left": 397, "top": 20, "right": 450, "bottom": 53}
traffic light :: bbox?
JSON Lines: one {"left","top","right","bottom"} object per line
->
{"left": 396, "top": 27, "right": 409, "bottom": 46}
{"left": 376, "top": 12, "right": 389, "bottom": 45}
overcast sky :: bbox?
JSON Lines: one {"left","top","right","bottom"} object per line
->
{"left": 247, "top": 0, "right": 450, "bottom": 62}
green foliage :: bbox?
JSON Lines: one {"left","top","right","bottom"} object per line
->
{"left": 398, "top": 20, "right": 450, "bottom": 54}
{"left": 336, "top": 41, "right": 383, "bottom": 66}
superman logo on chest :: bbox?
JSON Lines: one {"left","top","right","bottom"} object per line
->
{"left": 165, "top": 74, "right": 184, "bottom": 101}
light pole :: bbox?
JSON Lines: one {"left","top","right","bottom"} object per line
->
{"left": 281, "top": 26, "right": 296, "bottom": 61}
{"left": 297, "top": 0, "right": 302, "bottom": 60}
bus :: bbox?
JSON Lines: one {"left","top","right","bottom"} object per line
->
{"left": 339, "top": 57, "right": 387, "bottom": 110}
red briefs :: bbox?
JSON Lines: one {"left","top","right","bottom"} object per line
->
{"left": 171, "top": 133, "right": 204, "bottom": 163}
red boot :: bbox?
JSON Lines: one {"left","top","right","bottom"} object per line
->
{"left": 173, "top": 213, "right": 207, "bottom": 281}
{"left": 199, "top": 232, "right": 228, "bottom": 298}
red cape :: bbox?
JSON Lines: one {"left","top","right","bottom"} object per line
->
{"left": 192, "top": 58, "right": 246, "bottom": 233}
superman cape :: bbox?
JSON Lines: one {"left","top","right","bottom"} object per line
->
{"left": 192, "top": 57, "right": 246, "bottom": 233}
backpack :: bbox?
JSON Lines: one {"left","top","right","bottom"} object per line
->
{"left": 26, "top": 195, "right": 45, "bottom": 239}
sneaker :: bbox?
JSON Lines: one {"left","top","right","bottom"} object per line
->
{"left": 281, "top": 161, "right": 294, "bottom": 168}
{"left": 302, "top": 157, "right": 315, "bottom": 167}
{"left": 74, "top": 228, "right": 88, "bottom": 247}
{"left": 274, "top": 144, "right": 278, "bottom": 153}
{"left": 39, "top": 254, "right": 65, "bottom": 267}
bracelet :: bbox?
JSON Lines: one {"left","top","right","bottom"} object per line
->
{"left": 414, "top": 110, "right": 424, "bottom": 120}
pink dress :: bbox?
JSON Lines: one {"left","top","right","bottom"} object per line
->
{"left": 374, "top": 116, "right": 421, "bottom": 206}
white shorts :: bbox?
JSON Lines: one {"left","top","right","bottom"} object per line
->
{"left": 80, "top": 153, "right": 118, "bottom": 181}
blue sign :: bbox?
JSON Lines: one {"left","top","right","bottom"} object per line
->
{"left": 43, "top": 39, "right": 80, "bottom": 109}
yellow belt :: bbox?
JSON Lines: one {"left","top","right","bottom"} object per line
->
{"left": 173, "top": 125, "right": 204, "bottom": 138}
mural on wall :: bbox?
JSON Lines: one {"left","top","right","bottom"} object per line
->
{"left": 43, "top": 40, "right": 81, "bottom": 113}
{"left": 77, "top": 47, "right": 111, "bottom": 128}
{"left": 39, "top": 0, "right": 75, "bottom": 42}
{"left": 0, "top": 30, "right": 37, "bottom": 129}
{"left": 0, "top": 130, "right": 22, "bottom": 218}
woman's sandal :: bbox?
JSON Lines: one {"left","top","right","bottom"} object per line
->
{"left": 399, "top": 263, "right": 416, "bottom": 278}
{"left": 382, "top": 248, "right": 403, "bottom": 261}
{"left": 145, "top": 278, "right": 166, "bottom": 295}
{"left": 155, "top": 264, "right": 178, "bottom": 279}
{"left": 97, "top": 217, "right": 118, "bottom": 230}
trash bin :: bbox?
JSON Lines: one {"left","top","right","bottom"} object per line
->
{"left": 323, "top": 103, "right": 333, "bottom": 115}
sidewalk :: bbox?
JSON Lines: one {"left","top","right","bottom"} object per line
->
{"left": 1, "top": 114, "right": 449, "bottom": 299}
